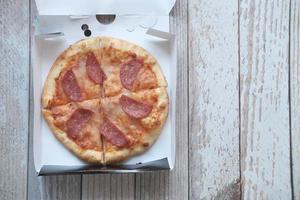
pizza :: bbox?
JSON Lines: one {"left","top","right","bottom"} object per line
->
{"left": 42, "top": 36, "right": 169, "bottom": 164}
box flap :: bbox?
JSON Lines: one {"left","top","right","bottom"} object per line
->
{"left": 35, "top": 0, "right": 176, "bottom": 15}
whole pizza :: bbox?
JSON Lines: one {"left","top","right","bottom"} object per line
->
{"left": 42, "top": 36, "right": 169, "bottom": 164}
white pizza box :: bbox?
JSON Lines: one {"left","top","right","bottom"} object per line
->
{"left": 32, "top": 0, "right": 177, "bottom": 175}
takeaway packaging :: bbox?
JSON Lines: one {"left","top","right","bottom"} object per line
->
{"left": 33, "top": 0, "right": 177, "bottom": 175}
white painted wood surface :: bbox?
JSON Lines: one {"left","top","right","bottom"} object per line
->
{"left": 1, "top": 0, "right": 300, "bottom": 199}
{"left": 290, "top": 0, "right": 300, "bottom": 199}
{"left": 188, "top": 0, "right": 240, "bottom": 199}
{"left": 0, "top": 0, "right": 29, "bottom": 199}
{"left": 239, "top": 0, "right": 292, "bottom": 199}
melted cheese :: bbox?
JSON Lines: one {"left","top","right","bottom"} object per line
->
{"left": 133, "top": 67, "right": 158, "bottom": 91}
{"left": 102, "top": 63, "right": 122, "bottom": 97}
{"left": 51, "top": 99, "right": 102, "bottom": 150}
{"left": 72, "top": 54, "right": 101, "bottom": 98}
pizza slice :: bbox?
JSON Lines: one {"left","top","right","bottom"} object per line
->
{"left": 42, "top": 37, "right": 106, "bottom": 108}
{"left": 98, "top": 37, "right": 167, "bottom": 97}
{"left": 100, "top": 88, "right": 169, "bottom": 163}
{"left": 43, "top": 99, "right": 104, "bottom": 163}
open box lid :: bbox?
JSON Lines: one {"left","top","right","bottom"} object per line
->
{"left": 35, "top": 0, "right": 176, "bottom": 15}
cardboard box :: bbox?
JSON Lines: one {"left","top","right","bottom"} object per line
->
{"left": 33, "top": 0, "right": 177, "bottom": 175}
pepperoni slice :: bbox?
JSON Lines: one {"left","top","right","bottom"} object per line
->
{"left": 62, "top": 70, "right": 82, "bottom": 101}
{"left": 120, "top": 95, "right": 153, "bottom": 118}
{"left": 120, "top": 59, "right": 143, "bottom": 90}
{"left": 86, "top": 52, "right": 107, "bottom": 85}
{"left": 66, "top": 108, "right": 94, "bottom": 139}
{"left": 100, "top": 117, "right": 128, "bottom": 147}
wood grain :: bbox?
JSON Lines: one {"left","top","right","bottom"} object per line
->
{"left": 290, "top": 0, "right": 300, "bottom": 198}
{"left": 188, "top": 0, "right": 240, "bottom": 199}
{"left": 134, "top": 172, "right": 169, "bottom": 200}
{"left": 81, "top": 0, "right": 189, "bottom": 199}
{"left": 1, "top": 0, "right": 297, "bottom": 199}
{"left": 38, "top": 176, "right": 81, "bottom": 200}
{"left": 26, "top": 1, "right": 83, "bottom": 200}
{"left": 0, "top": 0, "right": 29, "bottom": 199}
{"left": 239, "top": 0, "right": 292, "bottom": 199}
{"left": 82, "top": 174, "right": 135, "bottom": 200}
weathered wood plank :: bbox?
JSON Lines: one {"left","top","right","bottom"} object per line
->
{"left": 0, "top": 0, "right": 29, "bottom": 199}
{"left": 188, "top": 0, "right": 240, "bottom": 199}
{"left": 27, "top": 1, "right": 83, "bottom": 199}
{"left": 135, "top": 172, "right": 169, "bottom": 200}
{"left": 82, "top": 174, "right": 135, "bottom": 200}
{"left": 81, "top": 0, "right": 189, "bottom": 199}
{"left": 28, "top": 161, "right": 81, "bottom": 200}
{"left": 38, "top": 176, "right": 82, "bottom": 200}
{"left": 239, "top": 0, "right": 292, "bottom": 199}
{"left": 290, "top": 0, "right": 300, "bottom": 198}
{"left": 134, "top": 0, "right": 189, "bottom": 199}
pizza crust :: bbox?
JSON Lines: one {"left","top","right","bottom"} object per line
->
{"left": 104, "top": 123, "right": 167, "bottom": 164}
{"left": 43, "top": 109, "right": 104, "bottom": 163}
{"left": 104, "top": 125, "right": 168, "bottom": 164}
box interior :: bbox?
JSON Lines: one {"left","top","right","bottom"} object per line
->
{"left": 32, "top": 15, "right": 177, "bottom": 174}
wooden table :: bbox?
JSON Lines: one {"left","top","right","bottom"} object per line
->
{"left": 1, "top": 0, "right": 299, "bottom": 199}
